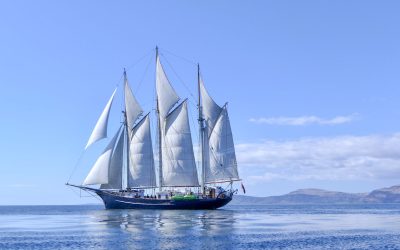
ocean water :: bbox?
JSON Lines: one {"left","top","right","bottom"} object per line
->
{"left": 0, "top": 204, "right": 400, "bottom": 250}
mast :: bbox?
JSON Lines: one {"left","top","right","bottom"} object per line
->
{"left": 123, "top": 69, "right": 130, "bottom": 190}
{"left": 198, "top": 64, "right": 206, "bottom": 195}
{"left": 156, "top": 46, "right": 163, "bottom": 192}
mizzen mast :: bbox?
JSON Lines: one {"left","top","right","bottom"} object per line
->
{"left": 198, "top": 64, "right": 206, "bottom": 195}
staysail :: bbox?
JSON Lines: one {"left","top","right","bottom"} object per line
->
{"left": 100, "top": 128, "right": 124, "bottom": 189}
{"left": 128, "top": 114, "right": 156, "bottom": 188}
{"left": 162, "top": 100, "right": 199, "bottom": 186}
{"left": 85, "top": 88, "right": 117, "bottom": 149}
{"left": 200, "top": 78, "right": 239, "bottom": 183}
{"left": 83, "top": 126, "right": 124, "bottom": 185}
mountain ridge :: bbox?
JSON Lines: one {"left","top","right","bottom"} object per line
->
{"left": 231, "top": 185, "right": 400, "bottom": 205}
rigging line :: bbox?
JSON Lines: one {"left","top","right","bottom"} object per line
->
{"left": 160, "top": 47, "right": 197, "bottom": 66}
{"left": 67, "top": 150, "right": 86, "bottom": 184}
{"left": 83, "top": 189, "right": 103, "bottom": 202}
{"left": 185, "top": 94, "right": 199, "bottom": 112}
{"left": 113, "top": 72, "right": 124, "bottom": 90}
{"left": 67, "top": 185, "right": 84, "bottom": 197}
{"left": 149, "top": 129, "right": 156, "bottom": 189}
{"left": 159, "top": 53, "right": 196, "bottom": 102}
{"left": 134, "top": 52, "right": 154, "bottom": 94}
{"left": 125, "top": 48, "right": 155, "bottom": 72}
{"left": 188, "top": 102, "right": 199, "bottom": 140}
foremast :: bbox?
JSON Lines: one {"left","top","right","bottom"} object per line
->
{"left": 156, "top": 47, "right": 163, "bottom": 192}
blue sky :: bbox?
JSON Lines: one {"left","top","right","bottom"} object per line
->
{"left": 1, "top": 1, "right": 400, "bottom": 204}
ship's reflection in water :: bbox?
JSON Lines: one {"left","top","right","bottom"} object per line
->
{"left": 1, "top": 205, "right": 400, "bottom": 249}
{"left": 94, "top": 209, "right": 238, "bottom": 249}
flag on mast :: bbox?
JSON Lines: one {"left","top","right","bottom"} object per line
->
{"left": 241, "top": 182, "right": 246, "bottom": 194}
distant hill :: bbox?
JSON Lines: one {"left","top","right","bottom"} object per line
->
{"left": 363, "top": 185, "right": 400, "bottom": 203}
{"left": 231, "top": 185, "right": 400, "bottom": 205}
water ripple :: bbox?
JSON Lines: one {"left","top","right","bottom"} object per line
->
{"left": 0, "top": 204, "right": 400, "bottom": 249}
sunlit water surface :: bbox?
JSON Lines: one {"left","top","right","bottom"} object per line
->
{"left": 1, "top": 204, "right": 400, "bottom": 249}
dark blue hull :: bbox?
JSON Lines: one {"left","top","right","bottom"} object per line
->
{"left": 96, "top": 190, "right": 232, "bottom": 210}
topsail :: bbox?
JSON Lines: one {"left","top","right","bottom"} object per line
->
{"left": 156, "top": 56, "right": 180, "bottom": 118}
{"left": 124, "top": 74, "right": 143, "bottom": 131}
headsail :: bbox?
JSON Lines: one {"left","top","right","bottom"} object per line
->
{"left": 128, "top": 114, "right": 156, "bottom": 188}
{"left": 162, "top": 100, "right": 199, "bottom": 187}
{"left": 156, "top": 55, "right": 180, "bottom": 118}
{"left": 100, "top": 128, "right": 124, "bottom": 189}
{"left": 200, "top": 79, "right": 239, "bottom": 184}
{"left": 124, "top": 74, "right": 143, "bottom": 131}
{"left": 83, "top": 126, "right": 123, "bottom": 185}
{"left": 85, "top": 88, "right": 117, "bottom": 149}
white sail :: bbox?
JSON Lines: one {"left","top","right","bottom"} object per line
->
{"left": 205, "top": 107, "right": 239, "bottom": 183}
{"left": 156, "top": 56, "right": 180, "bottom": 117}
{"left": 124, "top": 78, "right": 143, "bottom": 131}
{"left": 161, "top": 100, "right": 199, "bottom": 187}
{"left": 85, "top": 88, "right": 117, "bottom": 149}
{"left": 200, "top": 79, "right": 239, "bottom": 183}
{"left": 83, "top": 127, "right": 123, "bottom": 185}
{"left": 199, "top": 77, "right": 222, "bottom": 136}
{"left": 128, "top": 114, "right": 156, "bottom": 188}
{"left": 99, "top": 129, "right": 124, "bottom": 189}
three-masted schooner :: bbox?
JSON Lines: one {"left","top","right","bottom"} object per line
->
{"left": 67, "top": 48, "right": 241, "bottom": 209}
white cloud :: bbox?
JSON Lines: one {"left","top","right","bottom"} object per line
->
{"left": 249, "top": 114, "right": 358, "bottom": 126}
{"left": 236, "top": 133, "right": 400, "bottom": 182}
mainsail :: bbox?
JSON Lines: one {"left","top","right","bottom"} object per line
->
{"left": 200, "top": 78, "right": 239, "bottom": 184}
{"left": 85, "top": 88, "right": 117, "bottom": 149}
{"left": 128, "top": 114, "right": 156, "bottom": 188}
{"left": 161, "top": 100, "right": 199, "bottom": 187}
{"left": 83, "top": 126, "right": 124, "bottom": 185}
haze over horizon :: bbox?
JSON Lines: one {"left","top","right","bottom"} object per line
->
{"left": 1, "top": 1, "right": 400, "bottom": 204}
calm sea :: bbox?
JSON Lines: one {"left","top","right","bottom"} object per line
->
{"left": 0, "top": 204, "right": 400, "bottom": 249}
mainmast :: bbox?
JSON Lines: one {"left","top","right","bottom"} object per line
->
{"left": 198, "top": 64, "right": 206, "bottom": 195}
{"left": 123, "top": 69, "right": 130, "bottom": 190}
{"left": 156, "top": 47, "right": 163, "bottom": 192}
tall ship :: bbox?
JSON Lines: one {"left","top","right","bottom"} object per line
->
{"left": 67, "top": 48, "right": 241, "bottom": 209}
